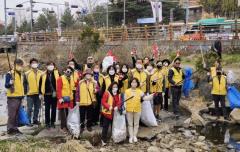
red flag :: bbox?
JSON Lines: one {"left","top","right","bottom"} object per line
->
{"left": 68, "top": 50, "right": 74, "bottom": 60}
{"left": 152, "top": 43, "right": 159, "bottom": 58}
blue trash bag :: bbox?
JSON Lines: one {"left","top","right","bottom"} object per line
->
{"left": 18, "top": 106, "right": 30, "bottom": 125}
{"left": 227, "top": 86, "right": 240, "bottom": 109}
{"left": 182, "top": 67, "right": 195, "bottom": 97}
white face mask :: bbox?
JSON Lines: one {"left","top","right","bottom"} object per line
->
{"left": 136, "top": 64, "right": 142, "bottom": 69}
{"left": 31, "top": 63, "right": 39, "bottom": 69}
{"left": 112, "top": 87, "right": 118, "bottom": 95}
{"left": 94, "top": 68, "right": 99, "bottom": 73}
{"left": 147, "top": 66, "right": 153, "bottom": 72}
{"left": 109, "top": 70, "right": 115, "bottom": 76}
{"left": 47, "top": 65, "right": 54, "bottom": 71}
{"left": 122, "top": 68, "right": 128, "bottom": 73}
{"left": 86, "top": 74, "right": 92, "bottom": 80}
{"left": 164, "top": 62, "right": 169, "bottom": 67}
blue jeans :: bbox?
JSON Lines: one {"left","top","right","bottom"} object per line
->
{"left": 27, "top": 94, "right": 41, "bottom": 123}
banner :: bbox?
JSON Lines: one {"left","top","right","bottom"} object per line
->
{"left": 150, "top": 1, "right": 162, "bottom": 22}
{"left": 152, "top": 42, "right": 159, "bottom": 58}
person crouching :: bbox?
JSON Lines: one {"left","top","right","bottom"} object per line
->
{"left": 101, "top": 82, "right": 121, "bottom": 146}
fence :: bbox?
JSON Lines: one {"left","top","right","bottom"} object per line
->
{"left": 17, "top": 22, "right": 240, "bottom": 43}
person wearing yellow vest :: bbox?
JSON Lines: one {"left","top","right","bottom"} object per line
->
{"left": 119, "top": 64, "right": 130, "bottom": 93}
{"left": 210, "top": 67, "right": 229, "bottom": 120}
{"left": 57, "top": 67, "right": 74, "bottom": 133}
{"left": 102, "top": 65, "right": 119, "bottom": 92}
{"left": 68, "top": 60, "right": 81, "bottom": 106}
{"left": 76, "top": 68, "right": 98, "bottom": 133}
{"left": 92, "top": 64, "right": 105, "bottom": 126}
{"left": 83, "top": 56, "right": 95, "bottom": 71}
{"left": 168, "top": 58, "right": 185, "bottom": 119}
{"left": 39, "top": 61, "right": 59, "bottom": 129}
{"left": 205, "top": 59, "right": 222, "bottom": 82}
{"left": 162, "top": 59, "right": 171, "bottom": 111}
{"left": 24, "top": 58, "right": 43, "bottom": 125}
{"left": 130, "top": 58, "right": 149, "bottom": 93}
{"left": 125, "top": 78, "right": 154, "bottom": 144}
{"left": 150, "top": 61, "right": 164, "bottom": 120}
{"left": 5, "top": 59, "right": 24, "bottom": 135}
{"left": 101, "top": 82, "right": 121, "bottom": 146}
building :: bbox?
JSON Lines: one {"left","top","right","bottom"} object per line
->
{"left": 180, "top": 0, "right": 203, "bottom": 22}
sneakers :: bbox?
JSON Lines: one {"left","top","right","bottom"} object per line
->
{"left": 133, "top": 136, "right": 138, "bottom": 143}
{"left": 129, "top": 137, "right": 133, "bottom": 144}
{"left": 7, "top": 129, "right": 22, "bottom": 135}
{"left": 33, "top": 120, "right": 41, "bottom": 125}
{"left": 101, "top": 140, "right": 107, "bottom": 146}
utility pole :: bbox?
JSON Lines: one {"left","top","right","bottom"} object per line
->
{"left": 30, "top": 0, "right": 33, "bottom": 34}
{"left": 123, "top": 0, "right": 126, "bottom": 26}
{"left": 106, "top": 0, "right": 109, "bottom": 39}
{"left": 4, "top": 0, "right": 7, "bottom": 37}
{"left": 170, "top": 8, "right": 174, "bottom": 23}
{"left": 185, "top": 0, "right": 189, "bottom": 29}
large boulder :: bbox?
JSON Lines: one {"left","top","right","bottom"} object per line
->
{"left": 230, "top": 108, "right": 240, "bottom": 124}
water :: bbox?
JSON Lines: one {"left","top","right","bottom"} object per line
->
{"left": 196, "top": 122, "right": 240, "bottom": 150}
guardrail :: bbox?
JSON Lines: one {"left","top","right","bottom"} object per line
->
{"left": 17, "top": 22, "right": 240, "bottom": 42}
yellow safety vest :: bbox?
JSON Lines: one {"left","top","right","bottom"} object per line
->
{"left": 104, "top": 75, "right": 119, "bottom": 91}
{"left": 210, "top": 67, "right": 216, "bottom": 78}
{"left": 97, "top": 73, "right": 105, "bottom": 88}
{"left": 131, "top": 69, "right": 148, "bottom": 92}
{"left": 171, "top": 67, "right": 183, "bottom": 86}
{"left": 121, "top": 78, "right": 129, "bottom": 93}
{"left": 78, "top": 80, "right": 96, "bottom": 106}
{"left": 101, "top": 92, "right": 113, "bottom": 115}
{"left": 25, "top": 69, "right": 42, "bottom": 95}
{"left": 71, "top": 71, "right": 79, "bottom": 91}
{"left": 150, "top": 70, "right": 163, "bottom": 93}
{"left": 61, "top": 75, "right": 73, "bottom": 100}
{"left": 41, "top": 70, "right": 59, "bottom": 95}
{"left": 211, "top": 75, "right": 227, "bottom": 95}
{"left": 162, "top": 66, "right": 170, "bottom": 88}
{"left": 125, "top": 88, "right": 143, "bottom": 113}
{"left": 6, "top": 70, "right": 24, "bottom": 97}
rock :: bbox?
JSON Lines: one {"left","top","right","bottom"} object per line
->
{"left": 83, "top": 140, "right": 94, "bottom": 149}
{"left": 191, "top": 113, "right": 206, "bottom": 126}
{"left": 173, "top": 148, "right": 186, "bottom": 152}
{"left": 147, "top": 146, "right": 160, "bottom": 152}
{"left": 99, "top": 148, "right": 108, "bottom": 152}
{"left": 198, "top": 136, "right": 206, "bottom": 142}
{"left": 117, "top": 147, "right": 128, "bottom": 152}
{"left": 35, "top": 127, "right": 66, "bottom": 139}
{"left": 227, "top": 144, "right": 235, "bottom": 149}
{"left": 151, "top": 141, "right": 157, "bottom": 146}
{"left": 230, "top": 108, "right": 240, "bottom": 124}
{"left": 18, "top": 125, "right": 40, "bottom": 135}
{"left": 182, "top": 130, "right": 193, "bottom": 138}
{"left": 169, "top": 139, "right": 177, "bottom": 147}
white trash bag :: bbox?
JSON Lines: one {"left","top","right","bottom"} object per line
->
{"left": 140, "top": 100, "right": 158, "bottom": 127}
{"left": 67, "top": 105, "right": 80, "bottom": 138}
{"left": 112, "top": 110, "right": 127, "bottom": 143}
{"left": 227, "top": 70, "right": 236, "bottom": 84}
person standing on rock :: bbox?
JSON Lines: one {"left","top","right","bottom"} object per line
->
{"left": 24, "top": 58, "right": 43, "bottom": 125}
{"left": 125, "top": 78, "right": 154, "bottom": 143}
{"left": 162, "top": 59, "right": 171, "bottom": 111}
{"left": 168, "top": 58, "right": 185, "bottom": 119}
{"left": 150, "top": 60, "right": 164, "bottom": 120}
{"left": 101, "top": 82, "right": 121, "bottom": 146}
{"left": 210, "top": 67, "right": 230, "bottom": 120}
{"left": 56, "top": 66, "right": 74, "bottom": 133}
{"left": 75, "top": 68, "right": 98, "bottom": 134}
{"left": 5, "top": 59, "right": 25, "bottom": 135}
{"left": 39, "top": 61, "right": 59, "bottom": 129}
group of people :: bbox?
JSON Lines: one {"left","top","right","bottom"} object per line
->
{"left": 5, "top": 51, "right": 229, "bottom": 145}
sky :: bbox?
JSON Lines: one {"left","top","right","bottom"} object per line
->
{"left": 0, "top": 0, "right": 105, "bottom": 25}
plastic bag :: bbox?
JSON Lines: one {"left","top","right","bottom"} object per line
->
{"left": 140, "top": 101, "right": 158, "bottom": 127}
{"left": 227, "top": 70, "right": 236, "bottom": 84}
{"left": 182, "top": 67, "right": 194, "bottom": 97}
{"left": 227, "top": 86, "right": 240, "bottom": 109}
{"left": 18, "top": 106, "right": 30, "bottom": 125}
{"left": 67, "top": 105, "right": 80, "bottom": 138}
{"left": 112, "top": 110, "right": 127, "bottom": 143}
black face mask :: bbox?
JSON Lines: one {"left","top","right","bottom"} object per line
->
{"left": 217, "top": 72, "right": 222, "bottom": 75}
{"left": 87, "top": 63, "right": 93, "bottom": 68}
